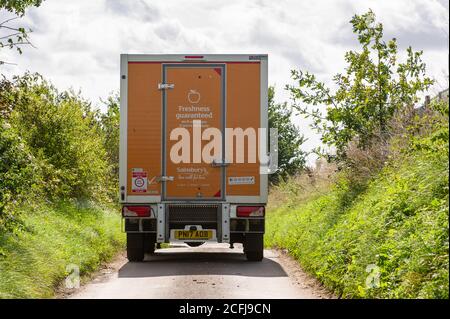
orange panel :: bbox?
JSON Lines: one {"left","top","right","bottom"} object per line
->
{"left": 165, "top": 67, "right": 223, "bottom": 199}
{"left": 226, "top": 63, "right": 261, "bottom": 196}
{"left": 127, "top": 63, "right": 162, "bottom": 196}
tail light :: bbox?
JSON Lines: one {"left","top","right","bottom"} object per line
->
{"left": 237, "top": 206, "right": 265, "bottom": 217}
{"left": 122, "top": 206, "right": 151, "bottom": 217}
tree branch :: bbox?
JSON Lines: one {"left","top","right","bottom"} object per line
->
{"left": 0, "top": 32, "right": 22, "bottom": 40}
{"left": 0, "top": 60, "right": 18, "bottom": 65}
{"left": 0, "top": 25, "right": 24, "bottom": 32}
{"left": 0, "top": 16, "right": 20, "bottom": 27}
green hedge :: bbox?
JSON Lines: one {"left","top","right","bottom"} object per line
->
{"left": 266, "top": 109, "right": 449, "bottom": 298}
{"left": 0, "top": 73, "right": 124, "bottom": 298}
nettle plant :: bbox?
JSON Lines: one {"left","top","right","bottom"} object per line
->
{"left": 286, "top": 9, "right": 434, "bottom": 162}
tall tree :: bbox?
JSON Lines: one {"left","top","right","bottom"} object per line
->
{"left": 286, "top": 9, "right": 434, "bottom": 161}
{"left": 268, "top": 86, "right": 306, "bottom": 185}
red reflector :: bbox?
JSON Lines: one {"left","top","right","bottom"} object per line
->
{"left": 237, "top": 206, "right": 265, "bottom": 217}
{"left": 184, "top": 55, "right": 204, "bottom": 59}
{"left": 122, "top": 206, "right": 151, "bottom": 217}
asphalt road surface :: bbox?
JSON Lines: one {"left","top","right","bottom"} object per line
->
{"left": 68, "top": 243, "right": 331, "bottom": 299}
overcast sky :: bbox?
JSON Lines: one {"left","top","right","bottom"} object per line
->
{"left": 1, "top": 0, "right": 448, "bottom": 161}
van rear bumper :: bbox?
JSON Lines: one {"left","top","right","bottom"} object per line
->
{"left": 121, "top": 202, "right": 265, "bottom": 244}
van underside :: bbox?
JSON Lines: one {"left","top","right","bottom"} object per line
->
{"left": 122, "top": 202, "right": 265, "bottom": 262}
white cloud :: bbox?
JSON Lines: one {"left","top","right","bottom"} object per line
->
{"left": 1, "top": 0, "right": 448, "bottom": 163}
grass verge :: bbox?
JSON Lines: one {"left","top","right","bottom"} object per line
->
{"left": 265, "top": 145, "right": 448, "bottom": 298}
{"left": 0, "top": 202, "right": 125, "bottom": 298}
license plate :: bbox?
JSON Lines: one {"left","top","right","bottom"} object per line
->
{"left": 174, "top": 230, "right": 213, "bottom": 240}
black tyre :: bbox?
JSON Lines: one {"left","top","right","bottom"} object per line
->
{"left": 127, "top": 233, "right": 145, "bottom": 262}
{"left": 246, "top": 251, "right": 263, "bottom": 261}
{"left": 244, "top": 233, "right": 264, "bottom": 261}
{"left": 144, "top": 233, "right": 155, "bottom": 254}
{"left": 186, "top": 242, "right": 204, "bottom": 247}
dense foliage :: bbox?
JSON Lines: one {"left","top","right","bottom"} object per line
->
{"left": 266, "top": 10, "right": 448, "bottom": 299}
{"left": 0, "top": 0, "right": 42, "bottom": 15}
{"left": 0, "top": 120, "right": 42, "bottom": 231}
{"left": 266, "top": 101, "right": 449, "bottom": 298}
{"left": 268, "top": 86, "right": 306, "bottom": 184}
{"left": 100, "top": 94, "right": 120, "bottom": 199}
{"left": 0, "top": 73, "right": 123, "bottom": 298}
{"left": 0, "top": 73, "right": 118, "bottom": 232}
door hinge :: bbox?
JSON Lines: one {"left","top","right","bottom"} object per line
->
{"left": 158, "top": 83, "right": 175, "bottom": 90}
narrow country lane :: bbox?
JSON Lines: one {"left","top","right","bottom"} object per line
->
{"left": 68, "top": 244, "right": 332, "bottom": 299}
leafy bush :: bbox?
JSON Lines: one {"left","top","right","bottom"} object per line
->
{"left": 99, "top": 93, "right": 120, "bottom": 199}
{"left": 0, "top": 73, "right": 125, "bottom": 297}
{"left": 0, "top": 119, "right": 43, "bottom": 232}
{"left": 1, "top": 73, "right": 110, "bottom": 202}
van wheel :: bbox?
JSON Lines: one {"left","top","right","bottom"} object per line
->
{"left": 244, "top": 233, "right": 264, "bottom": 261}
{"left": 144, "top": 233, "right": 155, "bottom": 254}
{"left": 246, "top": 250, "right": 263, "bottom": 261}
{"left": 127, "top": 233, "right": 145, "bottom": 262}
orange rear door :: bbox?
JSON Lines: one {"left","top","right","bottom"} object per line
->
{"left": 163, "top": 65, "right": 225, "bottom": 200}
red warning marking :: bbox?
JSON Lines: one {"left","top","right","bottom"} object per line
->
{"left": 214, "top": 68, "right": 222, "bottom": 76}
{"left": 214, "top": 190, "right": 221, "bottom": 197}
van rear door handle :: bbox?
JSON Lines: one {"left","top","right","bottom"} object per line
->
{"left": 211, "top": 159, "right": 230, "bottom": 167}
{"left": 157, "top": 176, "right": 174, "bottom": 182}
